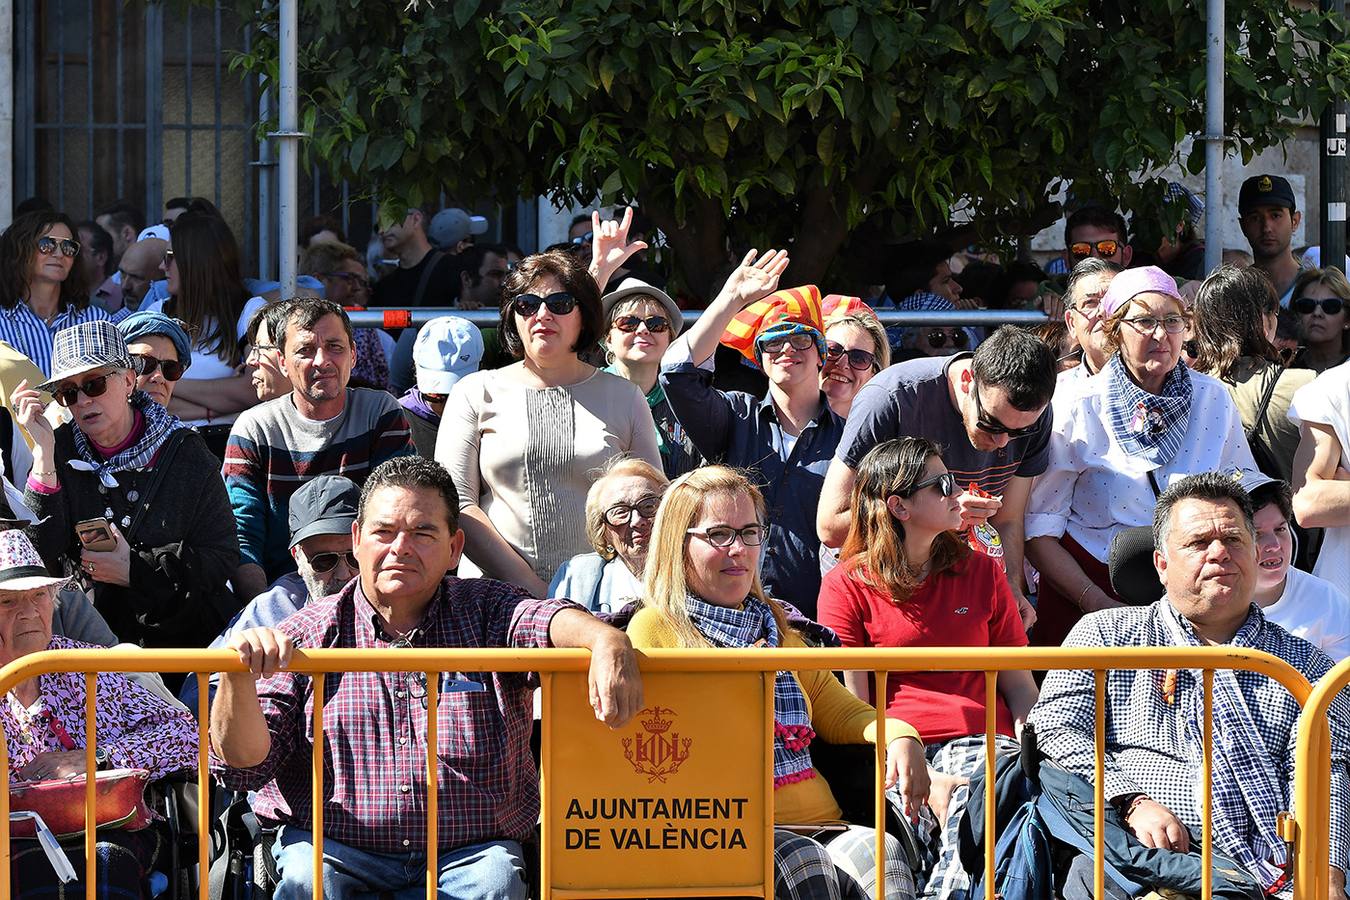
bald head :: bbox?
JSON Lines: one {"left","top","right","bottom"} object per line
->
{"left": 117, "top": 238, "right": 168, "bottom": 307}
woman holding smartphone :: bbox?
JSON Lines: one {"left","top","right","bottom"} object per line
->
{"left": 12, "top": 320, "right": 240, "bottom": 655}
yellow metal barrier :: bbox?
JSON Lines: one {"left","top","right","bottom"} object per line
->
{"left": 0, "top": 645, "right": 1315, "bottom": 900}
{"left": 1294, "top": 654, "right": 1350, "bottom": 900}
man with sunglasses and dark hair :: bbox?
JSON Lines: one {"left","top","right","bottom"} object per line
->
{"left": 1063, "top": 204, "right": 1132, "bottom": 269}
{"left": 818, "top": 326, "right": 1058, "bottom": 628}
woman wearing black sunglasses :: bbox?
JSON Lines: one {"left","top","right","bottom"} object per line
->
{"left": 12, "top": 320, "right": 240, "bottom": 658}
{"left": 116, "top": 310, "right": 193, "bottom": 411}
{"left": 1290, "top": 267, "right": 1350, "bottom": 374}
{"left": 818, "top": 438, "right": 1038, "bottom": 898}
{"left": 0, "top": 210, "right": 110, "bottom": 378}
{"left": 600, "top": 277, "right": 704, "bottom": 478}
{"left": 436, "top": 248, "right": 661, "bottom": 597}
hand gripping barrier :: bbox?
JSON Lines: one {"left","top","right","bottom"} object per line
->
{"left": 0, "top": 645, "right": 1316, "bottom": 900}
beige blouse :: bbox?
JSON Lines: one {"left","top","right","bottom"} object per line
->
{"left": 436, "top": 367, "right": 661, "bottom": 583}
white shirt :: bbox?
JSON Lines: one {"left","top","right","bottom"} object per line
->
{"left": 145, "top": 295, "right": 267, "bottom": 425}
{"left": 1263, "top": 567, "right": 1350, "bottom": 661}
{"left": 1026, "top": 367, "right": 1257, "bottom": 561}
{"left": 1287, "top": 362, "right": 1350, "bottom": 595}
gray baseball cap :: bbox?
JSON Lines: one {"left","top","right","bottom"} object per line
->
{"left": 288, "top": 475, "right": 360, "bottom": 549}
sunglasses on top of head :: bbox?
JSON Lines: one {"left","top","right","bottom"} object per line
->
{"left": 512, "top": 292, "right": 577, "bottom": 317}
{"left": 37, "top": 236, "right": 81, "bottom": 258}
{"left": 132, "top": 353, "right": 186, "bottom": 382}
{"left": 1294, "top": 296, "right": 1345, "bottom": 317}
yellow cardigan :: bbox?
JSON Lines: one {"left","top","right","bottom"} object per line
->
{"left": 627, "top": 606, "right": 921, "bottom": 825}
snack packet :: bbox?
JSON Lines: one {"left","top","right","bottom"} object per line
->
{"left": 963, "top": 482, "right": 1006, "bottom": 571}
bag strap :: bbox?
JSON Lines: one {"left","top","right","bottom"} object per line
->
{"left": 125, "top": 429, "right": 190, "bottom": 545}
{"left": 1246, "top": 365, "right": 1283, "bottom": 445}
{"left": 410, "top": 250, "right": 446, "bottom": 309}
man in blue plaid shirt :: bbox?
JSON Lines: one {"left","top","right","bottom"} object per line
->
{"left": 1029, "top": 471, "right": 1350, "bottom": 899}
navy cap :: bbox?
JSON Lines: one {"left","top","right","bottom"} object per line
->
{"left": 1238, "top": 174, "right": 1296, "bottom": 216}
{"left": 288, "top": 475, "right": 360, "bottom": 549}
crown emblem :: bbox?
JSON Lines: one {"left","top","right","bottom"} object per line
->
{"left": 1258, "top": 176, "right": 1272, "bottom": 192}
{"left": 641, "top": 706, "right": 673, "bottom": 733}
{"left": 623, "top": 705, "right": 691, "bottom": 783}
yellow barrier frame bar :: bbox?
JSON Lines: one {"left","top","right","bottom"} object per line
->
{"left": 0, "top": 644, "right": 1315, "bottom": 900}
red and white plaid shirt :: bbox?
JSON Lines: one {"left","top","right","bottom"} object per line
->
{"left": 210, "top": 575, "right": 578, "bottom": 854}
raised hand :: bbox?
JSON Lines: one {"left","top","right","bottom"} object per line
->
{"left": 717, "top": 249, "right": 790, "bottom": 309}
{"left": 589, "top": 207, "right": 650, "bottom": 294}
{"left": 11, "top": 378, "right": 54, "bottom": 458}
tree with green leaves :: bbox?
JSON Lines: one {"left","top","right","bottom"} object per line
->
{"left": 235, "top": 0, "right": 1350, "bottom": 298}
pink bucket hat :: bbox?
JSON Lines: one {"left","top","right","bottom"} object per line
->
{"left": 1100, "top": 266, "right": 1184, "bottom": 319}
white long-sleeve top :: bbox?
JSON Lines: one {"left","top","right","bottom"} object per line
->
{"left": 1026, "top": 366, "right": 1257, "bottom": 562}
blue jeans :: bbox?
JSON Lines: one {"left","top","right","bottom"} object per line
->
{"left": 272, "top": 826, "right": 527, "bottom": 900}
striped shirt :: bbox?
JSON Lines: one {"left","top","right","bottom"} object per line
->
{"left": 0, "top": 301, "right": 111, "bottom": 376}
{"left": 209, "top": 575, "right": 579, "bottom": 854}
{"left": 222, "top": 388, "right": 415, "bottom": 579}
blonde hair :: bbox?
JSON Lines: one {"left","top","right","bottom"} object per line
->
{"left": 583, "top": 456, "right": 669, "bottom": 559}
{"left": 826, "top": 313, "right": 890, "bottom": 371}
{"left": 642, "top": 465, "right": 792, "bottom": 648}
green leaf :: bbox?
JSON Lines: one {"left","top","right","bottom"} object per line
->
{"left": 827, "top": 7, "right": 859, "bottom": 40}
{"left": 704, "top": 118, "right": 730, "bottom": 157}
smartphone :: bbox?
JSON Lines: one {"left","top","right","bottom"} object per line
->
{"left": 75, "top": 517, "right": 117, "bottom": 552}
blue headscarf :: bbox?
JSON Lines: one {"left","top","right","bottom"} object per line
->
{"left": 116, "top": 311, "right": 193, "bottom": 374}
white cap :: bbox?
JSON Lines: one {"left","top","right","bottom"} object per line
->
{"left": 428, "top": 208, "right": 489, "bottom": 248}
{"left": 414, "top": 316, "right": 484, "bottom": 395}
{"left": 136, "top": 224, "right": 171, "bottom": 242}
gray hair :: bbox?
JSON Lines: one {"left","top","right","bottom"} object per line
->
{"left": 1065, "top": 258, "right": 1123, "bottom": 309}
{"left": 1152, "top": 471, "right": 1256, "bottom": 551}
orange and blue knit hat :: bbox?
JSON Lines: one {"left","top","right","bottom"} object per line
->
{"left": 721, "top": 285, "right": 827, "bottom": 364}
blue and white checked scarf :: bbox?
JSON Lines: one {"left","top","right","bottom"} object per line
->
{"left": 684, "top": 594, "right": 816, "bottom": 787}
{"left": 1104, "top": 353, "right": 1193, "bottom": 468}
{"left": 69, "top": 390, "right": 186, "bottom": 488}
{"left": 1159, "top": 601, "right": 1287, "bottom": 889}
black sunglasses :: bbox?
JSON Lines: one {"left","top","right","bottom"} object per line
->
{"left": 512, "top": 292, "right": 577, "bottom": 317}
{"left": 824, "top": 341, "right": 877, "bottom": 371}
{"left": 132, "top": 354, "right": 185, "bottom": 382}
{"left": 971, "top": 382, "right": 1040, "bottom": 437}
{"left": 927, "top": 329, "right": 969, "bottom": 350}
{"left": 898, "top": 471, "right": 957, "bottom": 499}
{"left": 613, "top": 315, "right": 671, "bottom": 334}
{"left": 307, "top": 550, "right": 358, "bottom": 574}
{"left": 53, "top": 372, "right": 116, "bottom": 408}
{"left": 37, "top": 236, "right": 81, "bottom": 258}
{"left": 760, "top": 332, "right": 817, "bottom": 354}
{"left": 1294, "top": 296, "right": 1345, "bottom": 316}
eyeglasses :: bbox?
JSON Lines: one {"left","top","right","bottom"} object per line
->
{"left": 52, "top": 372, "right": 115, "bottom": 408}
{"left": 325, "top": 271, "right": 371, "bottom": 291}
{"left": 824, "top": 342, "right": 877, "bottom": 371}
{"left": 970, "top": 382, "right": 1041, "bottom": 438}
{"left": 686, "top": 524, "right": 767, "bottom": 547}
{"left": 603, "top": 494, "right": 662, "bottom": 527}
{"left": 161, "top": 249, "right": 175, "bottom": 268}
{"left": 1294, "top": 296, "right": 1345, "bottom": 316}
{"left": 571, "top": 231, "right": 594, "bottom": 245}
{"left": 307, "top": 550, "right": 359, "bottom": 574}
{"left": 1056, "top": 347, "right": 1084, "bottom": 366}
{"left": 927, "top": 329, "right": 969, "bottom": 350}
{"left": 131, "top": 354, "right": 185, "bottom": 382}
{"left": 512, "top": 292, "right": 577, "bottom": 317}
{"left": 759, "top": 333, "right": 817, "bottom": 355}
{"left": 1122, "top": 314, "right": 1191, "bottom": 336}
{"left": 1067, "top": 296, "right": 1104, "bottom": 317}
{"left": 1068, "top": 239, "right": 1120, "bottom": 261}
{"left": 613, "top": 315, "right": 671, "bottom": 334}
{"left": 898, "top": 472, "right": 957, "bottom": 499}
{"left": 37, "top": 236, "right": 80, "bottom": 258}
